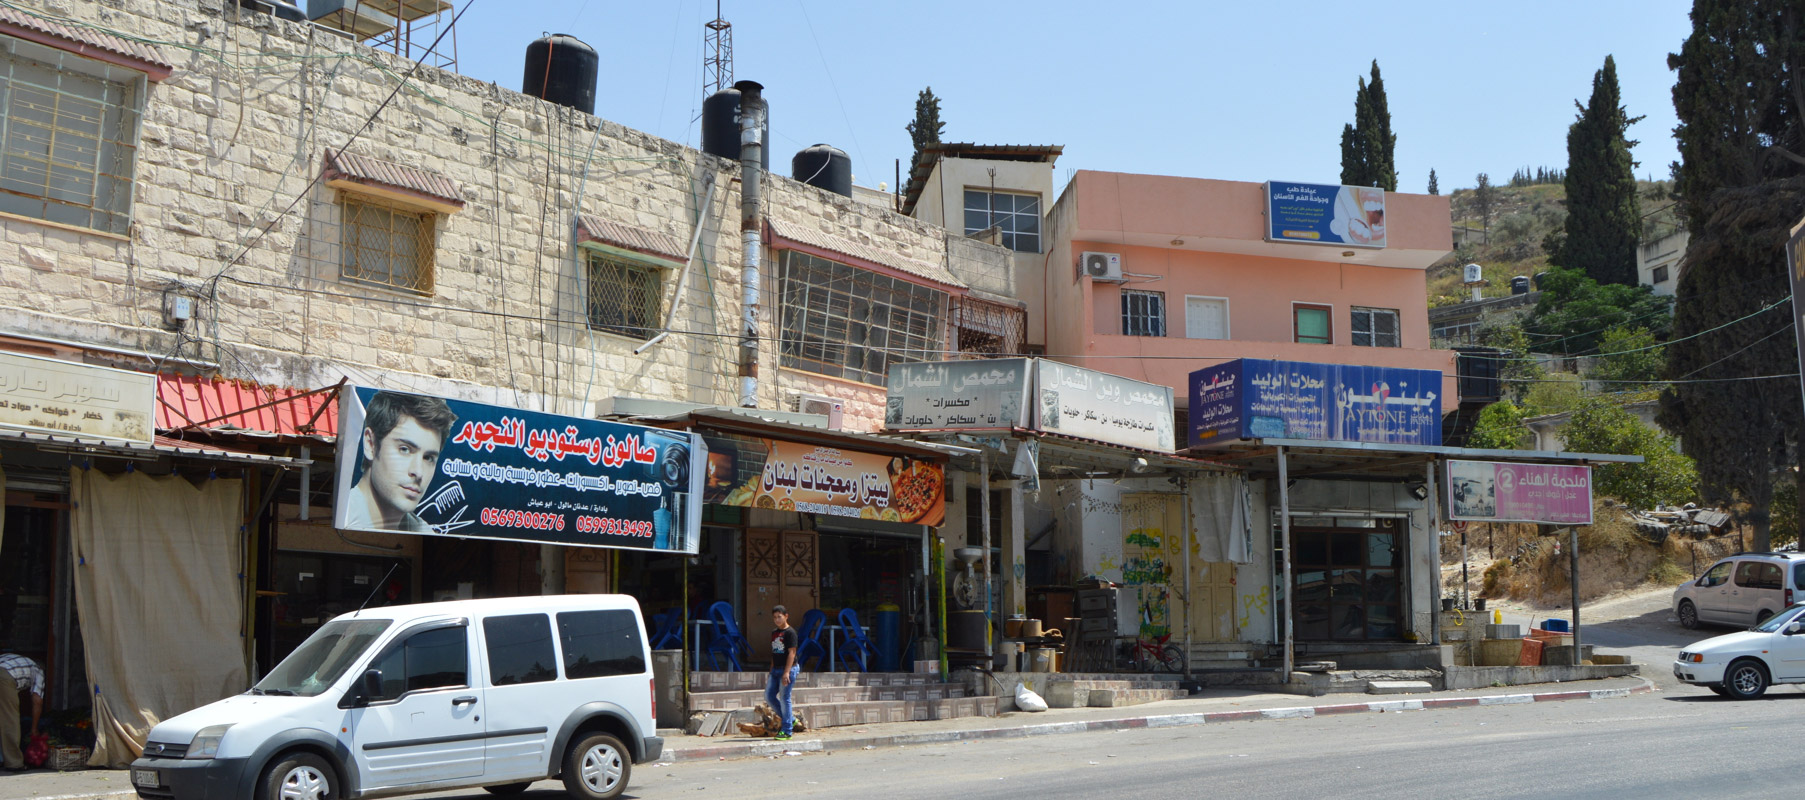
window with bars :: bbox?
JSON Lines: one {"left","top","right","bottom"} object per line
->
{"left": 1350, "top": 307, "right": 1400, "bottom": 348}
{"left": 339, "top": 194, "right": 437, "bottom": 294}
{"left": 584, "top": 250, "right": 664, "bottom": 339}
{"left": 0, "top": 35, "right": 144, "bottom": 235}
{"left": 950, "top": 296, "right": 1025, "bottom": 358}
{"left": 779, "top": 250, "right": 948, "bottom": 385}
{"left": 963, "top": 189, "right": 1041, "bottom": 253}
{"left": 1120, "top": 289, "right": 1166, "bottom": 337}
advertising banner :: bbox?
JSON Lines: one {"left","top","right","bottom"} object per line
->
{"left": 0, "top": 351, "right": 154, "bottom": 444}
{"left": 1187, "top": 359, "right": 1442, "bottom": 446}
{"left": 1787, "top": 217, "right": 1805, "bottom": 428}
{"left": 703, "top": 432, "right": 946, "bottom": 526}
{"left": 333, "top": 387, "right": 702, "bottom": 553}
{"left": 1265, "top": 181, "right": 1387, "bottom": 248}
{"left": 1446, "top": 460, "right": 1593, "bottom": 525}
{"left": 1034, "top": 360, "right": 1174, "bottom": 451}
{"left": 885, "top": 359, "right": 1031, "bottom": 431}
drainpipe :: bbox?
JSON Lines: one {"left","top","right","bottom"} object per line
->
{"left": 735, "top": 80, "right": 766, "bottom": 408}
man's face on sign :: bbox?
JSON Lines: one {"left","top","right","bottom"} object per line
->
{"left": 362, "top": 415, "right": 441, "bottom": 518}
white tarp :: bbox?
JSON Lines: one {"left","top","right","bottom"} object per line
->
{"left": 71, "top": 469, "right": 246, "bottom": 767}
{"left": 1194, "top": 474, "right": 1253, "bottom": 564}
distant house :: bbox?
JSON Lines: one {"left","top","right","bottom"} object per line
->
{"left": 1523, "top": 400, "right": 1678, "bottom": 453}
{"left": 1637, "top": 230, "right": 1687, "bottom": 297}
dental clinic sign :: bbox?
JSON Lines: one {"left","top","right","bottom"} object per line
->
{"left": 1266, "top": 181, "right": 1386, "bottom": 248}
{"left": 1188, "top": 359, "right": 1442, "bottom": 446}
{"left": 1445, "top": 460, "right": 1593, "bottom": 525}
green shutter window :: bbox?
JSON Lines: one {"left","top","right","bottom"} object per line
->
{"left": 1295, "top": 305, "right": 1331, "bottom": 344}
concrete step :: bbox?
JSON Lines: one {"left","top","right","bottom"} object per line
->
{"left": 689, "top": 683, "right": 969, "bottom": 711}
{"left": 1085, "top": 687, "right": 1191, "bottom": 708}
{"left": 1196, "top": 669, "right": 1287, "bottom": 688}
{"left": 793, "top": 695, "right": 999, "bottom": 729}
{"left": 1042, "top": 672, "right": 1185, "bottom": 683}
{"left": 691, "top": 671, "right": 937, "bottom": 693}
{"left": 1045, "top": 679, "right": 1189, "bottom": 708}
{"left": 1366, "top": 680, "right": 1434, "bottom": 695}
{"left": 1192, "top": 658, "right": 1261, "bottom": 670}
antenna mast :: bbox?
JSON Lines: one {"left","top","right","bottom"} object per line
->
{"left": 704, "top": 1, "right": 733, "bottom": 95}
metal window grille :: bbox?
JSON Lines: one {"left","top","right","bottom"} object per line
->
{"left": 584, "top": 250, "right": 664, "bottom": 339}
{"left": 950, "top": 296, "right": 1025, "bottom": 358}
{"left": 0, "top": 37, "right": 141, "bottom": 235}
{"left": 779, "top": 250, "right": 947, "bottom": 385}
{"left": 962, "top": 189, "right": 1041, "bottom": 253}
{"left": 339, "top": 195, "right": 436, "bottom": 294}
{"left": 1120, "top": 289, "right": 1166, "bottom": 337}
{"left": 1351, "top": 307, "right": 1400, "bottom": 348}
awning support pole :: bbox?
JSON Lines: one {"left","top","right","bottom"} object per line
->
{"left": 980, "top": 449, "right": 993, "bottom": 659}
{"left": 1181, "top": 476, "right": 1193, "bottom": 681}
{"left": 1278, "top": 446, "right": 1293, "bottom": 679}
{"left": 299, "top": 445, "right": 311, "bottom": 521}
{"left": 1427, "top": 459, "right": 1442, "bottom": 649}
{"left": 1570, "top": 526, "right": 1582, "bottom": 666}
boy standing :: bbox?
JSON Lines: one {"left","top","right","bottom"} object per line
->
{"left": 765, "top": 606, "right": 800, "bottom": 740}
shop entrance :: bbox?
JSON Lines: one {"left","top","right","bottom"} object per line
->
{"left": 1290, "top": 519, "right": 1403, "bottom": 641}
{"left": 743, "top": 529, "right": 817, "bottom": 665}
{"left": 269, "top": 551, "right": 411, "bottom": 662}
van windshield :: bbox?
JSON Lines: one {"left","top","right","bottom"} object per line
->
{"left": 254, "top": 619, "right": 392, "bottom": 697}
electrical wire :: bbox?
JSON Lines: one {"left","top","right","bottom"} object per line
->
{"left": 1463, "top": 296, "right": 1790, "bottom": 363}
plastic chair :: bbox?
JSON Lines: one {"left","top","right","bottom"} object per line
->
{"left": 704, "top": 601, "right": 750, "bottom": 671}
{"left": 648, "top": 607, "right": 684, "bottom": 651}
{"left": 836, "top": 608, "right": 877, "bottom": 672}
{"left": 794, "top": 609, "right": 829, "bottom": 672}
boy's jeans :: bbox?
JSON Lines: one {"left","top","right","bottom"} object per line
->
{"left": 765, "top": 664, "right": 800, "bottom": 734}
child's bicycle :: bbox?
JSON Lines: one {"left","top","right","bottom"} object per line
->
{"left": 1120, "top": 632, "right": 1186, "bottom": 674}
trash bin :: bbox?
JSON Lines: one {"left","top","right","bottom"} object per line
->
{"left": 874, "top": 603, "right": 902, "bottom": 671}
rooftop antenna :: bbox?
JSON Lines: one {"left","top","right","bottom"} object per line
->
{"left": 704, "top": 0, "right": 733, "bottom": 96}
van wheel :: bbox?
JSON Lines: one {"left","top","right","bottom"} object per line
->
{"left": 561, "top": 732, "right": 630, "bottom": 800}
{"left": 1724, "top": 658, "right": 1770, "bottom": 700}
{"left": 1755, "top": 609, "right": 1776, "bottom": 628}
{"left": 1677, "top": 600, "right": 1699, "bottom": 629}
{"left": 257, "top": 752, "right": 336, "bottom": 800}
{"left": 484, "top": 783, "right": 533, "bottom": 795}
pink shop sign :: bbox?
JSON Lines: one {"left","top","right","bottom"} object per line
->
{"left": 1445, "top": 460, "right": 1593, "bottom": 525}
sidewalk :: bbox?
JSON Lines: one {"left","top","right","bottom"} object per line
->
{"left": 0, "top": 674, "right": 1654, "bottom": 799}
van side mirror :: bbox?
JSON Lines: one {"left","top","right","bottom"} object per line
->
{"left": 361, "top": 669, "right": 383, "bottom": 699}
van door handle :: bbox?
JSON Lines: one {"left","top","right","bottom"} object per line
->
{"left": 452, "top": 696, "right": 478, "bottom": 706}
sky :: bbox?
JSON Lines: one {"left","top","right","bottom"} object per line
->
{"left": 440, "top": 0, "right": 1696, "bottom": 196}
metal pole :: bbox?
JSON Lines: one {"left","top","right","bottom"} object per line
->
{"left": 1278, "top": 446, "right": 1293, "bottom": 677}
{"left": 1181, "top": 477, "right": 1193, "bottom": 680}
{"left": 1426, "top": 460, "right": 1442, "bottom": 648}
{"left": 980, "top": 451, "right": 993, "bottom": 659}
{"left": 1570, "top": 526, "right": 1582, "bottom": 666}
{"left": 1460, "top": 526, "right": 1469, "bottom": 610}
{"left": 734, "top": 80, "right": 765, "bottom": 408}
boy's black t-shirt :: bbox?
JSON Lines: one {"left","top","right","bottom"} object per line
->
{"left": 771, "top": 626, "right": 798, "bottom": 670}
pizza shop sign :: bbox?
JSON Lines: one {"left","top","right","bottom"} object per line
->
{"left": 704, "top": 433, "right": 947, "bottom": 526}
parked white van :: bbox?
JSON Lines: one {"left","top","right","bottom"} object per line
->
{"left": 129, "top": 595, "right": 660, "bottom": 800}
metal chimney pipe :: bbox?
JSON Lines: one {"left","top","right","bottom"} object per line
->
{"left": 736, "top": 80, "right": 765, "bottom": 408}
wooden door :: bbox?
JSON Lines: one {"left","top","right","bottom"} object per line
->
{"left": 744, "top": 529, "right": 817, "bottom": 666}
{"left": 1122, "top": 493, "right": 1184, "bottom": 638}
{"left": 1190, "top": 559, "right": 1238, "bottom": 642}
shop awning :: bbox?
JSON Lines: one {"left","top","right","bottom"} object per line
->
{"left": 903, "top": 429, "right": 1234, "bottom": 478}
{"left": 0, "top": 427, "right": 313, "bottom": 466}
{"left": 155, "top": 374, "right": 339, "bottom": 442}
{"left": 1195, "top": 438, "right": 1642, "bottom": 480}
{"left": 629, "top": 406, "right": 976, "bottom": 461}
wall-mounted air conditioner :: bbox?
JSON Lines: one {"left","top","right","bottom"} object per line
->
{"left": 1081, "top": 251, "right": 1124, "bottom": 282}
{"left": 793, "top": 393, "right": 844, "bottom": 430}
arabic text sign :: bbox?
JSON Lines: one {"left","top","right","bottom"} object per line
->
{"left": 333, "top": 387, "right": 702, "bottom": 553}
{"left": 1266, "top": 181, "right": 1387, "bottom": 248}
{"left": 1446, "top": 460, "right": 1592, "bottom": 525}
{"left": 0, "top": 351, "right": 154, "bottom": 444}
{"left": 705, "top": 433, "right": 945, "bottom": 526}
{"left": 1035, "top": 360, "right": 1174, "bottom": 451}
{"left": 885, "top": 359, "right": 1031, "bottom": 430}
{"left": 1187, "top": 359, "right": 1442, "bottom": 446}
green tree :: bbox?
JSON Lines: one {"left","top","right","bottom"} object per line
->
{"left": 1339, "top": 61, "right": 1397, "bottom": 190}
{"left": 1469, "top": 401, "right": 1530, "bottom": 450}
{"left": 1475, "top": 323, "right": 1544, "bottom": 403}
{"left": 905, "top": 87, "right": 945, "bottom": 174}
{"left": 1427, "top": 168, "right": 1438, "bottom": 195}
{"left": 1559, "top": 55, "right": 1644, "bottom": 285}
{"left": 1524, "top": 266, "right": 1672, "bottom": 355}
{"left": 1588, "top": 326, "right": 1664, "bottom": 390}
{"left": 1561, "top": 397, "right": 1698, "bottom": 511}
{"left": 1473, "top": 172, "right": 1495, "bottom": 241}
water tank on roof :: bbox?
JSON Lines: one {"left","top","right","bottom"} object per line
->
{"left": 523, "top": 34, "right": 598, "bottom": 115}
{"left": 1510, "top": 275, "right": 1530, "bottom": 295}
{"left": 700, "top": 87, "right": 771, "bottom": 171}
{"left": 792, "top": 144, "right": 852, "bottom": 197}
{"left": 1533, "top": 271, "right": 1550, "bottom": 290}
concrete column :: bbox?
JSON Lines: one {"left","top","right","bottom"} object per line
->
{"left": 1000, "top": 479, "right": 1027, "bottom": 620}
{"left": 539, "top": 544, "right": 566, "bottom": 595}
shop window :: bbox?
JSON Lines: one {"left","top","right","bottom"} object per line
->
{"left": 1286, "top": 521, "right": 1402, "bottom": 642}
{"left": 963, "top": 189, "right": 1041, "bottom": 253}
{"left": 482, "top": 613, "right": 559, "bottom": 685}
{"left": 584, "top": 250, "right": 664, "bottom": 339}
{"left": 779, "top": 250, "right": 947, "bottom": 385}
{"left": 0, "top": 34, "right": 146, "bottom": 235}
{"left": 340, "top": 193, "right": 437, "bottom": 294}
{"left": 368, "top": 624, "right": 468, "bottom": 699}
{"left": 951, "top": 295, "right": 1025, "bottom": 358}
{"left": 1294, "top": 304, "right": 1332, "bottom": 344}
{"left": 558, "top": 609, "right": 647, "bottom": 679}
{"left": 1121, "top": 290, "right": 1166, "bottom": 337}
{"left": 1350, "top": 307, "right": 1400, "bottom": 348}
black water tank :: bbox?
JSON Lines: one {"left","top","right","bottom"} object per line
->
{"left": 1532, "top": 271, "right": 1550, "bottom": 290}
{"left": 1510, "top": 275, "right": 1530, "bottom": 295}
{"left": 792, "top": 144, "right": 852, "bottom": 197}
{"left": 523, "top": 34, "right": 598, "bottom": 115}
{"left": 700, "top": 87, "right": 771, "bottom": 171}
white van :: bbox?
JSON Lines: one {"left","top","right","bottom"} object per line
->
{"left": 129, "top": 595, "right": 660, "bottom": 800}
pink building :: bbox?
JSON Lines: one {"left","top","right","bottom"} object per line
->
{"left": 1042, "top": 171, "right": 1458, "bottom": 419}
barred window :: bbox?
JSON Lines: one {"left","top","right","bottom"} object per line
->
{"left": 779, "top": 250, "right": 947, "bottom": 385}
{"left": 340, "top": 194, "right": 436, "bottom": 294}
{"left": 963, "top": 190, "right": 1041, "bottom": 253}
{"left": 0, "top": 35, "right": 144, "bottom": 235}
{"left": 585, "top": 250, "right": 664, "bottom": 339}
{"left": 1351, "top": 307, "right": 1400, "bottom": 348}
{"left": 951, "top": 296, "right": 1025, "bottom": 358}
{"left": 1120, "top": 290, "right": 1166, "bottom": 337}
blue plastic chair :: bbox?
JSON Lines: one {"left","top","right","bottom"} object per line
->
{"left": 704, "top": 601, "right": 750, "bottom": 671}
{"left": 794, "top": 609, "right": 829, "bottom": 672}
{"left": 836, "top": 608, "right": 877, "bottom": 672}
{"left": 648, "top": 607, "right": 683, "bottom": 651}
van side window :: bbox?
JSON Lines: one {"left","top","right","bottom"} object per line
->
{"left": 557, "top": 610, "right": 647, "bottom": 680}
{"left": 368, "top": 625, "right": 468, "bottom": 700}
{"left": 1735, "top": 562, "right": 1782, "bottom": 590}
{"left": 1699, "top": 562, "right": 1732, "bottom": 588}
{"left": 483, "top": 614, "right": 559, "bottom": 686}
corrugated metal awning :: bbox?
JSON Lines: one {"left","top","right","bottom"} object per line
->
{"left": 155, "top": 375, "right": 338, "bottom": 441}
{"left": 323, "top": 149, "right": 465, "bottom": 212}
{"left": 576, "top": 214, "right": 689, "bottom": 264}
{"left": 0, "top": 428, "right": 312, "bottom": 466}
{"left": 0, "top": 7, "right": 173, "bottom": 79}
{"left": 767, "top": 218, "right": 967, "bottom": 291}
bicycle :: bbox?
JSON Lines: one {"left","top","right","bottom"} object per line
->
{"left": 1127, "top": 632, "right": 1186, "bottom": 674}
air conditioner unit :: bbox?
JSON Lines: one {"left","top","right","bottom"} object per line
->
{"left": 1081, "top": 251, "right": 1124, "bottom": 282}
{"left": 793, "top": 393, "right": 844, "bottom": 430}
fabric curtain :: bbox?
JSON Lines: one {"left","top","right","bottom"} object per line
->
{"left": 1194, "top": 474, "right": 1253, "bottom": 565}
{"left": 70, "top": 469, "right": 246, "bottom": 767}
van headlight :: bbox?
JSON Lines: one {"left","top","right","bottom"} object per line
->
{"left": 186, "top": 725, "right": 233, "bottom": 760}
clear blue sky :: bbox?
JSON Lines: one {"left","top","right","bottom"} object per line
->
{"left": 446, "top": 1, "right": 1693, "bottom": 195}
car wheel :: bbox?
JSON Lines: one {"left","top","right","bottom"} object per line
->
{"left": 1723, "top": 659, "right": 1770, "bottom": 700}
{"left": 1755, "top": 609, "right": 1776, "bottom": 628}
{"left": 562, "top": 732, "right": 630, "bottom": 800}
{"left": 257, "top": 751, "right": 336, "bottom": 800}
{"left": 1677, "top": 600, "right": 1699, "bottom": 629}
{"left": 484, "top": 782, "right": 533, "bottom": 795}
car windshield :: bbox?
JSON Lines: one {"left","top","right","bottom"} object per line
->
{"left": 253, "top": 619, "right": 392, "bottom": 697}
{"left": 1752, "top": 606, "right": 1805, "bottom": 634}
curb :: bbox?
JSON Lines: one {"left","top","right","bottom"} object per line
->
{"left": 661, "top": 679, "right": 1657, "bottom": 763}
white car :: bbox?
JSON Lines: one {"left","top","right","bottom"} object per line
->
{"left": 1673, "top": 602, "right": 1805, "bottom": 699}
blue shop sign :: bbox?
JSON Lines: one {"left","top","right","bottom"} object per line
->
{"left": 1188, "top": 360, "right": 1441, "bottom": 446}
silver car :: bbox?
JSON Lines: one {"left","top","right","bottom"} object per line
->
{"left": 1674, "top": 552, "right": 1805, "bottom": 630}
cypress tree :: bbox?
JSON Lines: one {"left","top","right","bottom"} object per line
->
{"left": 1427, "top": 168, "right": 1438, "bottom": 195}
{"left": 905, "top": 87, "right": 945, "bottom": 175}
{"left": 1338, "top": 62, "right": 1397, "bottom": 190}
{"left": 1558, "top": 55, "right": 1643, "bottom": 285}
